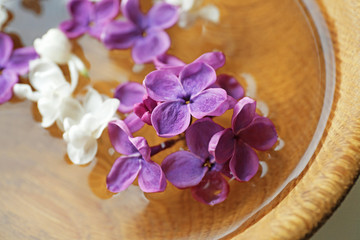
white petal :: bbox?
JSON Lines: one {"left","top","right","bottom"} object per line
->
{"left": 13, "top": 84, "right": 41, "bottom": 102}
{"left": 38, "top": 96, "right": 60, "bottom": 128}
{"left": 68, "top": 58, "right": 79, "bottom": 93}
{"left": 0, "top": 5, "right": 8, "bottom": 29}
{"left": 83, "top": 88, "right": 103, "bottom": 113}
{"left": 70, "top": 54, "right": 88, "bottom": 76}
{"left": 198, "top": 5, "right": 220, "bottom": 23}
{"left": 92, "top": 98, "right": 120, "bottom": 139}
{"left": 58, "top": 97, "right": 85, "bottom": 130}
{"left": 67, "top": 138, "right": 98, "bottom": 165}
{"left": 34, "top": 28, "right": 72, "bottom": 64}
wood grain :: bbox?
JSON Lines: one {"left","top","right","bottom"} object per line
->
{"left": 0, "top": 0, "right": 358, "bottom": 239}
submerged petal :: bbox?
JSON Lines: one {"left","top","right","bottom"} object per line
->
{"left": 101, "top": 20, "right": 140, "bottom": 49}
{"left": 191, "top": 171, "right": 229, "bottom": 206}
{"left": 132, "top": 30, "right": 170, "bottom": 64}
{"left": 148, "top": 2, "right": 179, "bottom": 29}
{"left": 208, "top": 128, "right": 235, "bottom": 164}
{"left": 144, "top": 70, "right": 184, "bottom": 101}
{"left": 180, "top": 62, "right": 217, "bottom": 96}
{"left": 106, "top": 156, "right": 142, "bottom": 192}
{"left": 186, "top": 118, "right": 223, "bottom": 159}
{"left": 162, "top": 151, "right": 207, "bottom": 188}
{"left": 138, "top": 160, "right": 167, "bottom": 192}
{"left": 5, "top": 47, "right": 38, "bottom": 75}
{"left": 114, "top": 82, "right": 146, "bottom": 113}
{"left": 232, "top": 97, "right": 256, "bottom": 134}
{"left": 151, "top": 101, "right": 191, "bottom": 137}
{"left": 0, "top": 32, "right": 13, "bottom": 67}
{"left": 108, "top": 120, "right": 138, "bottom": 155}
{"left": 189, "top": 88, "right": 227, "bottom": 119}
{"left": 229, "top": 142, "right": 259, "bottom": 181}
{"left": 239, "top": 116, "right": 277, "bottom": 151}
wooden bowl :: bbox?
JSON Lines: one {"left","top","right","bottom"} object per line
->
{"left": 0, "top": 0, "right": 359, "bottom": 239}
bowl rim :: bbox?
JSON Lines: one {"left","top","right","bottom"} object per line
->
{"left": 229, "top": 0, "right": 360, "bottom": 239}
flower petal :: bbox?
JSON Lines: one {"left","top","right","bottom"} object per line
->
{"left": 0, "top": 71, "right": 18, "bottom": 104}
{"left": 232, "top": 97, "right": 256, "bottom": 134}
{"left": 5, "top": 47, "right": 38, "bottom": 75}
{"left": 144, "top": 70, "right": 184, "bottom": 101}
{"left": 186, "top": 118, "right": 223, "bottom": 159}
{"left": 229, "top": 142, "right": 259, "bottom": 181}
{"left": 148, "top": 2, "right": 179, "bottom": 29}
{"left": 59, "top": 19, "right": 88, "bottom": 39}
{"left": 208, "top": 128, "right": 235, "bottom": 164}
{"left": 114, "top": 82, "right": 146, "bottom": 113}
{"left": 216, "top": 74, "right": 244, "bottom": 100}
{"left": 138, "top": 160, "right": 167, "bottom": 192}
{"left": 180, "top": 62, "right": 217, "bottom": 96}
{"left": 67, "top": 135, "right": 98, "bottom": 165}
{"left": 106, "top": 156, "right": 142, "bottom": 193}
{"left": 67, "top": 0, "right": 92, "bottom": 23}
{"left": 108, "top": 120, "right": 138, "bottom": 155}
{"left": 93, "top": 0, "right": 120, "bottom": 23}
{"left": 124, "top": 112, "right": 145, "bottom": 132}
{"left": 0, "top": 32, "right": 13, "bottom": 67}
{"left": 162, "top": 151, "right": 207, "bottom": 188}
{"left": 193, "top": 52, "right": 225, "bottom": 70}
{"left": 132, "top": 30, "right": 170, "bottom": 64}
{"left": 121, "top": 0, "right": 145, "bottom": 27}
{"left": 189, "top": 88, "right": 227, "bottom": 119}
{"left": 191, "top": 171, "right": 229, "bottom": 206}
{"left": 101, "top": 20, "right": 140, "bottom": 49}
{"left": 239, "top": 116, "right": 277, "bottom": 151}
{"left": 129, "top": 136, "right": 151, "bottom": 162}
{"left": 153, "top": 54, "right": 185, "bottom": 75}
{"left": 151, "top": 101, "right": 191, "bottom": 137}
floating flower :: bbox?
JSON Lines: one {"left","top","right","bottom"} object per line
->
{"left": 0, "top": 32, "right": 38, "bottom": 104}
{"left": 59, "top": 0, "right": 120, "bottom": 39}
{"left": 154, "top": 0, "right": 220, "bottom": 28}
{"left": 102, "top": 0, "right": 179, "bottom": 64}
{"left": 209, "top": 97, "right": 277, "bottom": 181}
{"left": 106, "top": 120, "right": 167, "bottom": 193}
{"left": 162, "top": 118, "right": 230, "bottom": 205}
{"left": 144, "top": 62, "right": 227, "bottom": 137}
{"left": 63, "top": 88, "right": 120, "bottom": 165}
{"left": 113, "top": 81, "right": 146, "bottom": 113}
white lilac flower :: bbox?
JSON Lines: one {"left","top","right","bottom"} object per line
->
{"left": 0, "top": 5, "right": 8, "bottom": 29}
{"left": 62, "top": 88, "right": 119, "bottom": 165}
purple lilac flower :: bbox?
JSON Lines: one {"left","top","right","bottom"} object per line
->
{"left": 209, "top": 97, "right": 277, "bottom": 181}
{"left": 59, "top": 0, "right": 120, "bottom": 39}
{"left": 101, "top": 0, "right": 179, "bottom": 64}
{"left": 162, "top": 118, "right": 231, "bottom": 205}
{"left": 106, "top": 120, "right": 167, "bottom": 193}
{"left": 154, "top": 51, "right": 226, "bottom": 76}
{"left": 113, "top": 81, "right": 146, "bottom": 113}
{"left": 133, "top": 95, "right": 158, "bottom": 125}
{"left": 0, "top": 33, "right": 38, "bottom": 104}
{"left": 144, "top": 62, "right": 228, "bottom": 137}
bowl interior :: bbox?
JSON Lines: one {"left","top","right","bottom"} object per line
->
{"left": 0, "top": 0, "right": 335, "bottom": 239}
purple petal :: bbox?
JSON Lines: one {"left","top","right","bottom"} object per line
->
{"left": 114, "top": 82, "right": 146, "bottom": 113}
{"left": 208, "top": 128, "right": 235, "bottom": 164}
{"left": 132, "top": 30, "right": 170, "bottom": 64}
{"left": 193, "top": 52, "right": 225, "bottom": 70}
{"left": 144, "top": 70, "right": 184, "bottom": 101}
{"left": 229, "top": 142, "right": 259, "bottom": 181}
{"left": 108, "top": 120, "right": 137, "bottom": 155}
{"left": 239, "top": 116, "right": 277, "bottom": 151}
{"left": 5, "top": 47, "right": 38, "bottom": 75}
{"left": 216, "top": 74, "right": 244, "bottom": 100}
{"left": 186, "top": 118, "right": 223, "bottom": 159}
{"left": 138, "top": 160, "right": 167, "bottom": 192}
{"left": 0, "top": 71, "right": 18, "bottom": 104}
{"left": 0, "top": 32, "right": 13, "bottom": 67}
{"left": 101, "top": 20, "right": 140, "bottom": 49}
{"left": 162, "top": 151, "right": 207, "bottom": 188}
{"left": 106, "top": 156, "right": 141, "bottom": 192}
{"left": 151, "top": 101, "right": 191, "bottom": 137}
{"left": 191, "top": 171, "right": 229, "bottom": 206}
{"left": 232, "top": 97, "right": 256, "bottom": 134}
{"left": 153, "top": 54, "right": 185, "bottom": 76}
{"left": 189, "top": 88, "right": 227, "bottom": 119}
{"left": 134, "top": 96, "right": 158, "bottom": 125}
{"left": 121, "top": 0, "right": 145, "bottom": 27}
{"left": 59, "top": 19, "right": 88, "bottom": 39}
{"left": 67, "top": 0, "right": 93, "bottom": 22}
{"left": 180, "top": 62, "right": 217, "bottom": 96}
{"left": 129, "top": 136, "right": 151, "bottom": 162}
{"left": 148, "top": 3, "right": 179, "bottom": 29}
{"left": 124, "top": 112, "right": 145, "bottom": 132}
{"left": 88, "top": 22, "right": 107, "bottom": 39}
{"left": 93, "top": 0, "right": 120, "bottom": 23}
